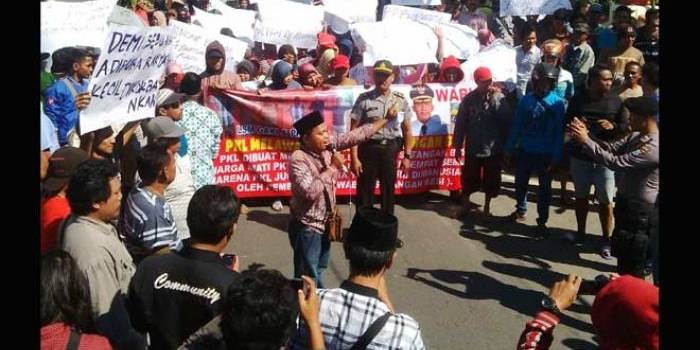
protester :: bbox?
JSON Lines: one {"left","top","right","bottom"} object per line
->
{"left": 163, "top": 62, "right": 185, "bottom": 91}
{"left": 278, "top": 44, "right": 298, "bottom": 67}
{"left": 517, "top": 274, "right": 658, "bottom": 350}
{"left": 538, "top": 8, "right": 572, "bottom": 48}
{"left": 538, "top": 39, "right": 575, "bottom": 103}
{"left": 612, "top": 61, "right": 644, "bottom": 101}
{"left": 315, "top": 32, "right": 338, "bottom": 80}
{"left": 634, "top": 8, "right": 659, "bottom": 65}
{"left": 350, "top": 60, "right": 414, "bottom": 215}
{"left": 288, "top": 207, "right": 426, "bottom": 349}
{"left": 515, "top": 25, "right": 541, "bottom": 99}
{"left": 456, "top": 0, "right": 495, "bottom": 45}
{"left": 150, "top": 10, "right": 168, "bottom": 27}
{"left": 178, "top": 72, "right": 223, "bottom": 189}
{"left": 568, "top": 96, "right": 659, "bottom": 277}
{"left": 592, "top": 5, "right": 633, "bottom": 57}
{"left": 437, "top": 55, "right": 465, "bottom": 84}
{"left": 298, "top": 63, "right": 325, "bottom": 90}
{"left": 200, "top": 41, "right": 243, "bottom": 134}
{"left": 453, "top": 67, "right": 511, "bottom": 216}
{"left": 180, "top": 272, "right": 326, "bottom": 350}
{"left": 127, "top": 185, "right": 241, "bottom": 349}
{"left": 288, "top": 110, "right": 394, "bottom": 288}
{"left": 174, "top": 1, "right": 192, "bottom": 23}
{"left": 235, "top": 60, "right": 257, "bottom": 82}
{"left": 44, "top": 48, "right": 93, "bottom": 146}
{"left": 565, "top": 64, "right": 626, "bottom": 256}
{"left": 268, "top": 61, "right": 302, "bottom": 90}
{"left": 133, "top": 0, "right": 154, "bottom": 26}
{"left": 325, "top": 55, "right": 357, "bottom": 87}
{"left": 505, "top": 63, "right": 566, "bottom": 238}
{"left": 61, "top": 159, "right": 145, "bottom": 349}
{"left": 119, "top": 142, "right": 181, "bottom": 264}
{"left": 149, "top": 91, "right": 196, "bottom": 241}
{"left": 563, "top": 22, "right": 596, "bottom": 91}
{"left": 600, "top": 22, "right": 645, "bottom": 84}
{"left": 40, "top": 250, "right": 113, "bottom": 350}
{"left": 41, "top": 147, "right": 89, "bottom": 254}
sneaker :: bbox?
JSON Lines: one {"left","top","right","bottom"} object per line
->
{"left": 271, "top": 200, "right": 283, "bottom": 211}
{"left": 509, "top": 211, "right": 527, "bottom": 223}
{"left": 600, "top": 244, "right": 612, "bottom": 259}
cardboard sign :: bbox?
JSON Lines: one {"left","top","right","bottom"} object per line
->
{"left": 382, "top": 4, "right": 451, "bottom": 23}
{"left": 81, "top": 24, "right": 175, "bottom": 134}
{"left": 169, "top": 21, "right": 248, "bottom": 74}
{"left": 350, "top": 20, "right": 439, "bottom": 66}
{"left": 254, "top": 0, "right": 324, "bottom": 48}
{"left": 500, "top": 0, "right": 572, "bottom": 17}
{"left": 460, "top": 41, "right": 517, "bottom": 88}
{"left": 323, "top": 0, "right": 377, "bottom": 34}
{"left": 41, "top": 0, "right": 114, "bottom": 54}
{"left": 206, "top": 1, "right": 257, "bottom": 43}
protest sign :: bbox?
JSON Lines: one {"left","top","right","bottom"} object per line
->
{"left": 392, "top": 0, "right": 442, "bottom": 5}
{"left": 169, "top": 21, "right": 248, "bottom": 74}
{"left": 211, "top": 82, "right": 472, "bottom": 198}
{"left": 206, "top": 1, "right": 257, "bottom": 43}
{"left": 500, "top": 0, "right": 572, "bottom": 17}
{"left": 431, "top": 21, "right": 479, "bottom": 61}
{"left": 459, "top": 41, "right": 517, "bottom": 88}
{"left": 382, "top": 4, "right": 451, "bottom": 24}
{"left": 254, "top": 0, "right": 324, "bottom": 48}
{"left": 108, "top": 4, "right": 146, "bottom": 27}
{"left": 80, "top": 24, "right": 175, "bottom": 134}
{"left": 40, "top": 0, "right": 114, "bottom": 54}
{"left": 350, "top": 20, "right": 438, "bottom": 66}
{"left": 323, "top": 0, "right": 377, "bottom": 34}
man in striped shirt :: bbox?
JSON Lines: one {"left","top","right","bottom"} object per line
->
{"left": 119, "top": 142, "right": 180, "bottom": 263}
{"left": 288, "top": 207, "right": 425, "bottom": 350}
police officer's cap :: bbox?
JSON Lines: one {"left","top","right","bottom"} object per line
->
{"left": 293, "top": 111, "right": 325, "bottom": 137}
{"left": 373, "top": 60, "right": 394, "bottom": 75}
{"left": 624, "top": 97, "right": 659, "bottom": 119}
{"left": 409, "top": 84, "right": 434, "bottom": 100}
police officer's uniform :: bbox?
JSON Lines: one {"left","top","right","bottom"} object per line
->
{"left": 350, "top": 60, "right": 414, "bottom": 215}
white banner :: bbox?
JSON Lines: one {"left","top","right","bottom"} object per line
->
{"left": 81, "top": 24, "right": 176, "bottom": 134}
{"left": 392, "top": 0, "right": 442, "bottom": 6}
{"left": 499, "top": 0, "right": 572, "bottom": 17}
{"left": 207, "top": 1, "right": 257, "bottom": 43}
{"left": 323, "top": 0, "right": 377, "bottom": 34}
{"left": 350, "top": 20, "right": 438, "bottom": 66}
{"left": 40, "top": 0, "right": 114, "bottom": 54}
{"left": 382, "top": 4, "right": 451, "bottom": 24}
{"left": 254, "top": 0, "right": 324, "bottom": 48}
{"left": 169, "top": 21, "right": 248, "bottom": 74}
{"left": 427, "top": 21, "right": 479, "bottom": 61}
{"left": 107, "top": 4, "right": 145, "bottom": 27}
{"left": 460, "top": 41, "right": 517, "bottom": 87}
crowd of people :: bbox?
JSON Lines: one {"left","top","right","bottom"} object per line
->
{"left": 40, "top": 0, "right": 660, "bottom": 349}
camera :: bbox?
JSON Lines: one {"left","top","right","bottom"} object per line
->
{"left": 578, "top": 274, "right": 611, "bottom": 295}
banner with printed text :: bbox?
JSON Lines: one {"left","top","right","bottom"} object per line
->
{"left": 211, "top": 83, "right": 473, "bottom": 198}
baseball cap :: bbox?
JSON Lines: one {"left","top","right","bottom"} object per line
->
{"left": 346, "top": 207, "right": 403, "bottom": 252}
{"left": 331, "top": 54, "right": 350, "bottom": 70}
{"left": 373, "top": 60, "right": 394, "bottom": 75}
{"left": 409, "top": 84, "right": 434, "bottom": 100}
{"left": 156, "top": 88, "right": 184, "bottom": 108}
{"left": 473, "top": 66, "right": 493, "bottom": 82}
{"left": 143, "top": 116, "right": 185, "bottom": 140}
{"left": 42, "top": 147, "right": 90, "bottom": 194}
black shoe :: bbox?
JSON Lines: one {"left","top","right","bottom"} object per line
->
{"left": 535, "top": 224, "right": 549, "bottom": 239}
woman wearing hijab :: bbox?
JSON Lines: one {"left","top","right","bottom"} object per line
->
{"left": 269, "top": 61, "right": 302, "bottom": 90}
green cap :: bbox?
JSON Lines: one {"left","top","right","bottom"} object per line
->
{"left": 373, "top": 60, "right": 394, "bottom": 74}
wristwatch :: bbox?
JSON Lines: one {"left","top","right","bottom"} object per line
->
{"left": 541, "top": 296, "right": 560, "bottom": 314}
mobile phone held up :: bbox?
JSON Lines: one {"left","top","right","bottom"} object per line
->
{"left": 221, "top": 254, "right": 236, "bottom": 268}
{"left": 290, "top": 278, "right": 310, "bottom": 295}
{"left": 578, "top": 275, "right": 611, "bottom": 295}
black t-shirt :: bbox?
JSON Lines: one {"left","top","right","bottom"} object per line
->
{"left": 127, "top": 246, "right": 239, "bottom": 350}
{"left": 566, "top": 91, "right": 627, "bottom": 160}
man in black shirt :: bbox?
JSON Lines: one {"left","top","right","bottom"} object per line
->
{"left": 127, "top": 185, "right": 242, "bottom": 349}
{"left": 566, "top": 64, "right": 627, "bottom": 258}
{"left": 634, "top": 8, "right": 659, "bottom": 65}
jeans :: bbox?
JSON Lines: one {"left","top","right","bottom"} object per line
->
{"left": 288, "top": 219, "right": 331, "bottom": 288}
{"left": 515, "top": 152, "right": 554, "bottom": 226}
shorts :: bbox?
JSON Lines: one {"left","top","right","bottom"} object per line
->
{"left": 461, "top": 154, "right": 503, "bottom": 197}
{"left": 569, "top": 157, "right": 615, "bottom": 204}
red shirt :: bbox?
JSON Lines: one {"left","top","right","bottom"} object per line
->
{"left": 41, "top": 322, "right": 112, "bottom": 350}
{"left": 40, "top": 196, "right": 71, "bottom": 254}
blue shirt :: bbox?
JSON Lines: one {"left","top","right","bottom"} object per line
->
{"left": 593, "top": 26, "right": 617, "bottom": 56}
{"left": 43, "top": 76, "right": 89, "bottom": 145}
{"left": 40, "top": 103, "right": 60, "bottom": 153}
{"left": 505, "top": 91, "right": 566, "bottom": 162}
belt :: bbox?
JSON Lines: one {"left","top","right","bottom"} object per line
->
{"left": 367, "top": 138, "right": 399, "bottom": 146}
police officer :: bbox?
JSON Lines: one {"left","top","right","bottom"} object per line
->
{"left": 350, "top": 60, "right": 414, "bottom": 215}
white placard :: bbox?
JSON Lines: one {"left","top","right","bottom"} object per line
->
{"left": 500, "top": 0, "right": 572, "bottom": 17}
{"left": 207, "top": 1, "right": 257, "bottom": 43}
{"left": 430, "top": 21, "right": 480, "bottom": 61}
{"left": 350, "top": 20, "right": 438, "bottom": 66}
{"left": 169, "top": 21, "right": 248, "bottom": 74}
{"left": 323, "top": 0, "right": 377, "bottom": 34}
{"left": 81, "top": 24, "right": 176, "bottom": 134}
{"left": 253, "top": 0, "right": 324, "bottom": 48}
{"left": 40, "top": 0, "right": 115, "bottom": 54}
{"left": 382, "top": 4, "right": 451, "bottom": 24}
{"left": 392, "top": 0, "right": 442, "bottom": 6}
{"left": 256, "top": 0, "right": 324, "bottom": 22}
{"left": 460, "top": 41, "right": 517, "bottom": 87}
{"left": 107, "top": 4, "right": 146, "bottom": 27}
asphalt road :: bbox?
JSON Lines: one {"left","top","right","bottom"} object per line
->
{"left": 225, "top": 176, "right": 615, "bottom": 349}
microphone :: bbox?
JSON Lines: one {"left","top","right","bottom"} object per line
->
{"left": 326, "top": 143, "right": 348, "bottom": 173}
